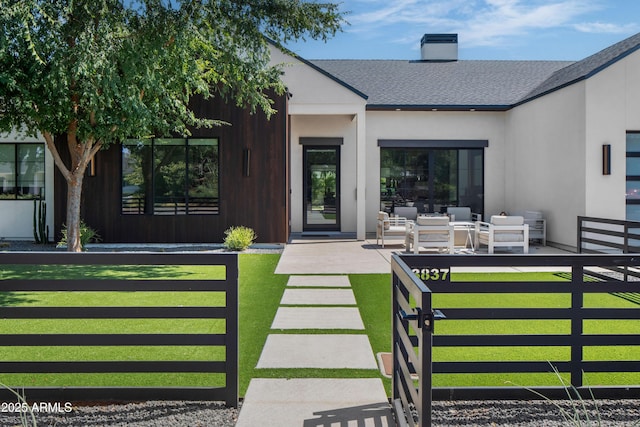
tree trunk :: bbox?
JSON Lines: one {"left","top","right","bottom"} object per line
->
{"left": 42, "top": 131, "right": 101, "bottom": 252}
{"left": 65, "top": 173, "right": 84, "bottom": 252}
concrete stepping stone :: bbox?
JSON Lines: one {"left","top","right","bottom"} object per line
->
{"left": 271, "top": 307, "right": 365, "bottom": 330}
{"left": 256, "top": 334, "right": 377, "bottom": 369}
{"left": 280, "top": 288, "right": 356, "bottom": 305}
{"left": 236, "top": 378, "right": 392, "bottom": 427}
{"left": 286, "top": 275, "right": 351, "bottom": 287}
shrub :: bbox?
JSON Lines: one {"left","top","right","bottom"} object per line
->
{"left": 223, "top": 226, "right": 256, "bottom": 251}
{"left": 57, "top": 221, "right": 102, "bottom": 251}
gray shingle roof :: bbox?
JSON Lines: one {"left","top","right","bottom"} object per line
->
{"left": 307, "top": 32, "right": 640, "bottom": 110}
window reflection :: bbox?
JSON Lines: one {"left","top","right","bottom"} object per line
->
{"left": 380, "top": 148, "right": 483, "bottom": 215}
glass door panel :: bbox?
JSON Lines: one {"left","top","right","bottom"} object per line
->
{"left": 380, "top": 148, "right": 484, "bottom": 215}
{"left": 304, "top": 147, "right": 340, "bottom": 231}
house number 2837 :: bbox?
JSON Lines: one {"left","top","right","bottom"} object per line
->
{"left": 412, "top": 268, "right": 450, "bottom": 282}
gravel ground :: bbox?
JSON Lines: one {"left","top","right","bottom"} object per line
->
{"left": 2, "top": 240, "right": 639, "bottom": 426}
{"left": 1, "top": 398, "right": 639, "bottom": 426}
{"left": 0, "top": 401, "right": 239, "bottom": 426}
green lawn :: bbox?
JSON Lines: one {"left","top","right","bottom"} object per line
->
{"left": 0, "top": 262, "right": 228, "bottom": 388}
{"left": 1, "top": 255, "right": 639, "bottom": 397}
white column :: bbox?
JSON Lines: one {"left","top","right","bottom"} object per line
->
{"left": 355, "top": 109, "right": 367, "bottom": 240}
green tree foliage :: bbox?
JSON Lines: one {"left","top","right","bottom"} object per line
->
{"left": 0, "top": 0, "right": 344, "bottom": 251}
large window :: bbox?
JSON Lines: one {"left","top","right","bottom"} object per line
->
{"left": 380, "top": 147, "right": 483, "bottom": 215}
{"left": 122, "top": 138, "right": 219, "bottom": 215}
{"left": 626, "top": 133, "right": 640, "bottom": 221}
{"left": 0, "top": 143, "right": 45, "bottom": 200}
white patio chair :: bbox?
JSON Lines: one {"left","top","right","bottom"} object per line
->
{"left": 405, "top": 216, "right": 454, "bottom": 254}
{"left": 377, "top": 211, "right": 411, "bottom": 247}
{"left": 394, "top": 206, "right": 418, "bottom": 221}
{"left": 446, "top": 206, "right": 482, "bottom": 222}
{"left": 475, "top": 215, "right": 529, "bottom": 254}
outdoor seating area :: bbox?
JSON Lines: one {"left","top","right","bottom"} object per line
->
{"left": 377, "top": 208, "right": 541, "bottom": 254}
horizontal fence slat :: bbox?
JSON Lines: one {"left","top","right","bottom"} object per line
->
{"left": 433, "top": 334, "right": 569, "bottom": 347}
{"left": 427, "top": 281, "right": 569, "bottom": 293}
{"left": 436, "top": 307, "right": 569, "bottom": 320}
{"left": 581, "top": 360, "right": 640, "bottom": 371}
{"left": 0, "top": 361, "right": 226, "bottom": 374}
{"left": 434, "top": 334, "right": 640, "bottom": 346}
{"left": 582, "top": 334, "right": 640, "bottom": 345}
{"left": 0, "top": 306, "right": 227, "bottom": 319}
{"left": 581, "top": 308, "right": 640, "bottom": 319}
{"left": 433, "top": 386, "right": 640, "bottom": 401}
{"left": 0, "top": 334, "right": 226, "bottom": 346}
{"left": 0, "top": 251, "right": 237, "bottom": 266}
{"left": 0, "top": 387, "right": 230, "bottom": 402}
{"left": 0, "top": 279, "right": 229, "bottom": 292}
{"left": 433, "top": 361, "right": 570, "bottom": 374}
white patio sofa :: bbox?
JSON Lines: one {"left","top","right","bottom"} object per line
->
{"left": 475, "top": 215, "right": 529, "bottom": 254}
{"left": 377, "top": 212, "right": 411, "bottom": 247}
{"left": 405, "top": 216, "right": 454, "bottom": 254}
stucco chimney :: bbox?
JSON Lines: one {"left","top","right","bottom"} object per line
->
{"left": 420, "top": 34, "right": 458, "bottom": 61}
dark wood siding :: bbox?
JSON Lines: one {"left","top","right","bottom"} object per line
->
{"left": 54, "top": 93, "right": 289, "bottom": 244}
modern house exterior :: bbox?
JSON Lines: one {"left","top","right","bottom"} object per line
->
{"left": 276, "top": 32, "right": 640, "bottom": 250}
{"left": 3, "top": 32, "right": 640, "bottom": 250}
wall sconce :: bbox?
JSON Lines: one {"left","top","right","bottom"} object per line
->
{"left": 88, "top": 155, "right": 96, "bottom": 177}
{"left": 242, "top": 148, "right": 251, "bottom": 177}
{"left": 602, "top": 144, "right": 611, "bottom": 175}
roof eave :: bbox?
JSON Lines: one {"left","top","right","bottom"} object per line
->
{"left": 366, "top": 104, "right": 511, "bottom": 112}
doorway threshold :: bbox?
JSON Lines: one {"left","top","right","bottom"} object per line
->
{"left": 292, "top": 232, "right": 356, "bottom": 240}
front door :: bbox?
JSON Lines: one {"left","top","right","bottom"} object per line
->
{"left": 303, "top": 147, "right": 340, "bottom": 231}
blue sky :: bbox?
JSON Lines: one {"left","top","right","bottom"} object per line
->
{"left": 285, "top": 0, "right": 640, "bottom": 61}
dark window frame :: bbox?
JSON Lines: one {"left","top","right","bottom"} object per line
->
{"left": 0, "top": 142, "right": 45, "bottom": 200}
{"left": 379, "top": 146, "right": 484, "bottom": 215}
{"left": 121, "top": 137, "right": 219, "bottom": 215}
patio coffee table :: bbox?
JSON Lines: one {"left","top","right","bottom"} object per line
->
{"left": 451, "top": 221, "right": 475, "bottom": 251}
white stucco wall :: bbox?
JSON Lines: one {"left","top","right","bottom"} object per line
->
{"left": 364, "top": 110, "right": 507, "bottom": 234}
{"left": 505, "top": 83, "right": 586, "bottom": 248}
{"left": 0, "top": 131, "right": 54, "bottom": 240}
{"left": 272, "top": 46, "right": 367, "bottom": 236}
{"left": 584, "top": 49, "right": 640, "bottom": 222}
{"left": 289, "top": 115, "right": 359, "bottom": 233}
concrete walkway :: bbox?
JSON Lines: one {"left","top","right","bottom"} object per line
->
{"left": 236, "top": 274, "right": 392, "bottom": 427}
{"left": 275, "top": 237, "right": 571, "bottom": 275}
{"left": 237, "top": 238, "right": 572, "bottom": 426}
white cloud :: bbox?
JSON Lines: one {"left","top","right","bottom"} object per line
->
{"left": 343, "top": 0, "right": 628, "bottom": 48}
{"left": 574, "top": 22, "right": 639, "bottom": 34}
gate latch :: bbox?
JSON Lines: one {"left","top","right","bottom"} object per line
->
{"left": 400, "top": 308, "right": 446, "bottom": 331}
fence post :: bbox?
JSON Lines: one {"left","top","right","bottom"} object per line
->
{"left": 419, "top": 288, "right": 433, "bottom": 426}
{"left": 570, "top": 261, "right": 584, "bottom": 388}
{"left": 225, "top": 254, "right": 239, "bottom": 408}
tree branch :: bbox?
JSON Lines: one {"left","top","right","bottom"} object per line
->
{"left": 42, "top": 131, "right": 72, "bottom": 182}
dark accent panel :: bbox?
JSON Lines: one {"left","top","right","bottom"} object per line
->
{"left": 603, "top": 143, "right": 611, "bottom": 175}
{"left": 378, "top": 139, "right": 489, "bottom": 148}
{"left": 299, "top": 137, "right": 344, "bottom": 145}
{"left": 54, "top": 92, "right": 289, "bottom": 243}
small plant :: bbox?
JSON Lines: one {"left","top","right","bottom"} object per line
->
{"left": 32, "top": 199, "right": 49, "bottom": 244}
{"left": 57, "top": 220, "right": 102, "bottom": 251}
{"left": 223, "top": 226, "right": 256, "bottom": 251}
{"left": 507, "top": 364, "right": 610, "bottom": 427}
{"left": 0, "top": 383, "right": 37, "bottom": 426}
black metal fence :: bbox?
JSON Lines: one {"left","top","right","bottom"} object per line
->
{"left": 578, "top": 216, "right": 640, "bottom": 253}
{"left": 0, "top": 252, "right": 238, "bottom": 407}
{"left": 392, "top": 253, "right": 640, "bottom": 427}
